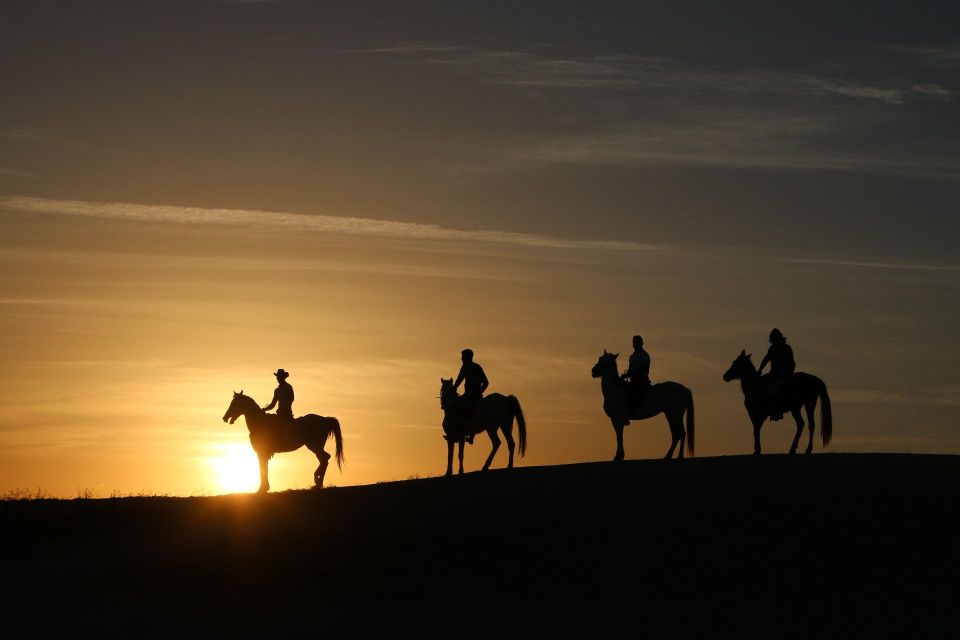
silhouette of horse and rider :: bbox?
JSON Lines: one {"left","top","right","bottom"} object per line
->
{"left": 592, "top": 335, "right": 695, "bottom": 460}
{"left": 723, "top": 328, "right": 832, "bottom": 455}
{"left": 222, "top": 369, "right": 344, "bottom": 492}
{"left": 439, "top": 349, "right": 526, "bottom": 476}
{"left": 221, "top": 328, "right": 832, "bottom": 491}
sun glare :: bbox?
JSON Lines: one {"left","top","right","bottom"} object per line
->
{"left": 210, "top": 442, "right": 259, "bottom": 494}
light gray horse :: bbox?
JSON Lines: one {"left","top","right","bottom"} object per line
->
{"left": 591, "top": 351, "right": 695, "bottom": 460}
{"left": 439, "top": 379, "right": 527, "bottom": 476}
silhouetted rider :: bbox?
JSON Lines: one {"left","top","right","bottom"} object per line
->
{"left": 262, "top": 368, "right": 295, "bottom": 421}
{"left": 622, "top": 335, "right": 651, "bottom": 408}
{"left": 758, "top": 328, "right": 795, "bottom": 420}
{"left": 453, "top": 349, "right": 488, "bottom": 444}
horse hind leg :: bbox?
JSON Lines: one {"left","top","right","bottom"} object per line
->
{"left": 805, "top": 401, "right": 817, "bottom": 454}
{"left": 306, "top": 441, "right": 332, "bottom": 488}
{"left": 501, "top": 421, "right": 516, "bottom": 469}
{"left": 789, "top": 408, "right": 805, "bottom": 455}
{"left": 482, "top": 429, "right": 501, "bottom": 471}
{"left": 664, "top": 413, "right": 681, "bottom": 460}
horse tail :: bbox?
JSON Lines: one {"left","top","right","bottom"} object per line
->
{"left": 329, "top": 418, "right": 345, "bottom": 470}
{"left": 509, "top": 395, "right": 527, "bottom": 457}
{"left": 817, "top": 379, "right": 832, "bottom": 447}
{"left": 686, "top": 387, "right": 695, "bottom": 457}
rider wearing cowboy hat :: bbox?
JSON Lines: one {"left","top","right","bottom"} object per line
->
{"left": 262, "top": 368, "right": 295, "bottom": 421}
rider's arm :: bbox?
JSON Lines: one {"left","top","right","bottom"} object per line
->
{"left": 479, "top": 368, "right": 489, "bottom": 394}
{"left": 453, "top": 365, "right": 466, "bottom": 391}
{"left": 758, "top": 350, "right": 771, "bottom": 373}
{"left": 262, "top": 388, "right": 279, "bottom": 411}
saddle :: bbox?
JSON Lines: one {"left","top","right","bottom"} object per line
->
{"left": 625, "top": 379, "right": 651, "bottom": 415}
{"left": 758, "top": 375, "right": 792, "bottom": 418}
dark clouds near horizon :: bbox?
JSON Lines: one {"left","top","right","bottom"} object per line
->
{"left": 2, "top": 0, "right": 959, "bottom": 261}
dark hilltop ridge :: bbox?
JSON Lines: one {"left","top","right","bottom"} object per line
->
{"left": 2, "top": 454, "right": 956, "bottom": 637}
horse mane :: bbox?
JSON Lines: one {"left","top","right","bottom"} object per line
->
{"left": 236, "top": 393, "right": 262, "bottom": 413}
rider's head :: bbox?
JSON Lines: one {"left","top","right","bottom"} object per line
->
{"left": 633, "top": 335, "right": 643, "bottom": 350}
{"left": 274, "top": 368, "right": 289, "bottom": 381}
{"left": 769, "top": 328, "right": 785, "bottom": 344}
{"left": 461, "top": 349, "right": 474, "bottom": 363}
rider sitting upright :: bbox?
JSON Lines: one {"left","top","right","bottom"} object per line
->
{"left": 453, "top": 349, "right": 488, "bottom": 444}
{"left": 262, "top": 368, "right": 295, "bottom": 422}
{"left": 622, "top": 335, "right": 651, "bottom": 410}
{"left": 758, "top": 328, "right": 795, "bottom": 420}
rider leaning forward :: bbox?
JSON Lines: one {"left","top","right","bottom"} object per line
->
{"left": 758, "top": 328, "right": 795, "bottom": 420}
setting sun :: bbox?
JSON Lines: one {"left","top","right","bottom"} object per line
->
{"left": 209, "top": 443, "right": 259, "bottom": 494}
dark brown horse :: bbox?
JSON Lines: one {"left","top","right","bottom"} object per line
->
{"left": 439, "top": 379, "right": 526, "bottom": 476}
{"left": 222, "top": 391, "right": 344, "bottom": 492}
{"left": 592, "top": 351, "right": 694, "bottom": 460}
{"left": 723, "top": 350, "right": 832, "bottom": 455}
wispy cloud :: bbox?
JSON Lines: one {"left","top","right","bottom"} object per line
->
{"left": 345, "top": 44, "right": 959, "bottom": 180}
{"left": 0, "top": 167, "right": 39, "bottom": 180}
{"left": 0, "top": 196, "right": 660, "bottom": 252}
{"left": 350, "top": 43, "right": 943, "bottom": 104}
{"left": 0, "top": 127, "right": 52, "bottom": 143}
{"left": 783, "top": 258, "right": 960, "bottom": 272}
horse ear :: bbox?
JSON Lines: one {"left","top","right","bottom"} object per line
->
{"left": 603, "top": 349, "right": 608, "bottom": 355}
{"left": 740, "top": 349, "right": 746, "bottom": 356}
{"left": 613, "top": 352, "right": 619, "bottom": 359}
{"left": 746, "top": 354, "right": 752, "bottom": 359}
{"left": 240, "top": 389, "right": 243, "bottom": 395}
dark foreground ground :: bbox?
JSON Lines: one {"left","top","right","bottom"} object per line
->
{"left": 2, "top": 454, "right": 957, "bottom": 637}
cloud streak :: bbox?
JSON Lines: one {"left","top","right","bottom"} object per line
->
{"left": 0, "top": 196, "right": 659, "bottom": 252}
{"left": 345, "top": 44, "right": 959, "bottom": 180}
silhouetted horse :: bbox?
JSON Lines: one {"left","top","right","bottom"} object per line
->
{"left": 723, "top": 350, "right": 832, "bottom": 455}
{"left": 222, "top": 391, "right": 344, "bottom": 492}
{"left": 439, "top": 378, "right": 527, "bottom": 476}
{"left": 592, "top": 351, "right": 694, "bottom": 460}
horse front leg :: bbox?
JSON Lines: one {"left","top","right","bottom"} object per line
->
{"left": 257, "top": 452, "right": 270, "bottom": 493}
{"left": 749, "top": 409, "right": 764, "bottom": 455}
{"left": 445, "top": 438, "right": 454, "bottom": 476}
{"left": 612, "top": 419, "right": 625, "bottom": 461}
{"left": 458, "top": 439, "right": 465, "bottom": 475}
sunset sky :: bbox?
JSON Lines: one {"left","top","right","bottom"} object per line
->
{"left": 1, "top": 1, "right": 958, "bottom": 496}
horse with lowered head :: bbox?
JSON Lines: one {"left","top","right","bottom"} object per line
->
{"left": 592, "top": 350, "right": 694, "bottom": 460}
{"left": 222, "top": 391, "right": 344, "bottom": 492}
{"left": 439, "top": 378, "right": 527, "bottom": 476}
{"left": 723, "top": 350, "right": 832, "bottom": 455}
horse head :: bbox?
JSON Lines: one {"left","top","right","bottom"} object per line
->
{"left": 591, "top": 350, "right": 619, "bottom": 379}
{"left": 722, "top": 350, "right": 755, "bottom": 382}
{"left": 222, "top": 390, "right": 248, "bottom": 424}
{"left": 439, "top": 378, "right": 458, "bottom": 411}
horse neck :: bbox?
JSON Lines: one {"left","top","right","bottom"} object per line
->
{"left": 740, "top": 369, "right": 759, "bottom": 396}
{"left": 600, "top": 371, "right": 621, "bottom": 395}
{"left": 440, "top": 390, "right": 458, "bottom": 414}
{"left": 238, "top": 396, "right": 265, "bottom": 428}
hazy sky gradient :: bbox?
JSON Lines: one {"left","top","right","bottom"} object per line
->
{"left": 1, "top": 1, "right": 957, "bottom": 495}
